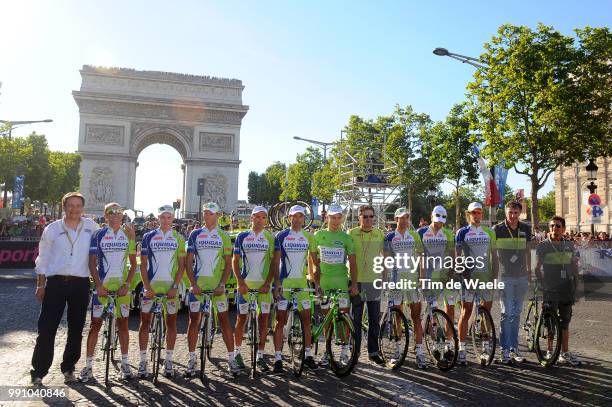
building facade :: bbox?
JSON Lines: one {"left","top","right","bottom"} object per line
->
{"left": 554, "top": 157, "right": 611, "bottom": 233}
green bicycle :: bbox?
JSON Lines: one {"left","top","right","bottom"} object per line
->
{"left": 310, "top": 289, "right": 358, "bottom": 377}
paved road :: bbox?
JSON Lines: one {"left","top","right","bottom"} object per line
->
{"left": 0, "top": 269, "right": 610, "bottom": 407}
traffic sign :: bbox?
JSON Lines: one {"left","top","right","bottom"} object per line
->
{"left": 588, "top": 194, "right": 602, "bottom": 206}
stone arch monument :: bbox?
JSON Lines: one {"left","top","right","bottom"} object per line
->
{"left": 74, "top": 65, "right": 248, "bottom": 215}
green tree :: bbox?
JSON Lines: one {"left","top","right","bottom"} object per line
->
{"left": 22, "top": 133, "right": 50, "bottom": 202}
{"left": 468, "top": 23, "right": 612, "bottom": 228}
{"left": 425, "top": 103, "right": 480, "bottom": 229}
{"left": 45, "top": 151, "right": 81, "bottom": 216}
{"left": 282, "top": 147, "right": 324, "bottom": 202}
{"left": 537, "top": 190, "right": 556, "bottom": 224}
{"left": 264, "top": 162, "right": 287, "bottom": 205}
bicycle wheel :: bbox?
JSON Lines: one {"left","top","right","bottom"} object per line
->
{"left": 379, "top": 307, "right": 410, "bottom": 370}
{"left": 104, "top": 313, "right": 114, "bottom": 386}
{"left": 248, "top": 310, "right": 258, "bottom": 378}
{"left": 423, "top": 309, "right": 458, "bottom": 371}
{"left": 199, "top": 313, "right": 209, "bottom": 383}
{"left": 534, "top": 309, "right": 561, "bottom": 368}
{"left": 151, "top": 314, "right": 163, "bottom": 384}
{"left": 469, "top": 306, "right": 496, "bottom": 366}
{"left": 326, "top": 313, "right": 358, "bottom": 377}
{"left": 206, "top": 311, "right": 216, "bottom": 363}
{"left": 111, "top": 317, "right": 120, "bottom": 364}
{"left": 289, "top": 310, "right": 306, "bottom": 377}
{"left": 522, "top": 301, "right": 537, "bottom": 352}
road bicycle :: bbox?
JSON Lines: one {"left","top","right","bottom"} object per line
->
{"left": 196, "top": 290, "right": 220, "bottom": 383}
{"left": 99, "top": 292, "right": 120, "bottom": 387}
{"left": 147, "top": 294, "right": 167, "bottom": 385}
{"left": 465, "top": 290, "right": 497, "bottom": 366}
{"left": 422, "top": 294, "right": 458, "bottom": 371}
{"left": 310, "top": 289, "right": 358, "bottom": 377}
{"left": 279, "top": 287, "right": 315, "bottom": 377}
{"left": 522, "top": 283, "right": 562, "bottom": 367}
{"left": 378, "top": 290, "right": 410, "bottom": 369}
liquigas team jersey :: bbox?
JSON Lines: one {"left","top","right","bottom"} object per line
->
{"left": 417, "top": 226, "right": 455, "bottom": 282}
{"left": 233, "top": 229, "right": 275, "bottom": 285}
{"left": 141, "top": 228, "right": 186, "bottom": 283}
{"left": 275, "top": 228, "right": 317, "bottom": 282}
{"left": 455, "top": 224, "right": 496, "bottom": 280}
{"left": 89, "top": 226, "right": 136, "bottom": 289}
{"left": 187, "top": 226, "right": 232, "bottom": 285}
{"left": 385, "top": 229, "right": 423, "bottom": 282}
{"left": 314, "top": 229, "right": 355, "bottom": 278}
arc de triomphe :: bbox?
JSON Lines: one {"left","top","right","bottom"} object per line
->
{"left": 73, "top": 65, "right": 248, "bottom": 216}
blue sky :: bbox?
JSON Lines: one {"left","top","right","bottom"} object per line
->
{"left": 1, "top": 1, "right": 609, "bottom": 214}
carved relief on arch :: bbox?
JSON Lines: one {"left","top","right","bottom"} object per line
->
{"left": 89, "top": 167, "right": 114, "bottom": 207}
{"left": 130, "top": 122, "right": 194, "bottom": 159}
{"left": 199, "top": 172, "right": 228, "bottom": 209}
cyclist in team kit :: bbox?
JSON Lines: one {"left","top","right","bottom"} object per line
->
{"left": 79, "top": 203, "right": 137, "bottom": 382}
{"left": 312, "top": 204, "right": 358, "bottom": 367}
{"left": 233, "top": 206, "right": 277, "bottom": 372}
{"left": 455, "top": 202, "right": 498, "bottom": 366}
{"left": 384, "top": 207, "right": 426, "bottom": 368}
{"left": 271, "top": 205, "right": 319, "bottom": 372}
{"left": 184, "top": 202, "right": 240, "bottom": 376}
{"left": 417, "top": 205, "right": 457, "bottom": 364}
{"left": 138, "top": 205, "right": 186, "bottom": 378}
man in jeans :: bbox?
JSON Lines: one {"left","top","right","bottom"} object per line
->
{"left": 493, "top": 200, "right": 532, "bottom": 364}
{"left": 349, "top": 204, "right": 385, "bottom": 365}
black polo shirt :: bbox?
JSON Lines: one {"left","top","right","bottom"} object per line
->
{"left": 493, "top": 221, "right": 532, "bottom": 278}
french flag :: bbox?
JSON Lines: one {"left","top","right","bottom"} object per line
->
{"left": 472, "top": 146, "right": 501, "bottom": 207}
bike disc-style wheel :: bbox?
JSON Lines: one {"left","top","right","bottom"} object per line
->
{"left": 152, "top": 315, "right": 163, "bottom": 384}
{"left": 379, "top": 307, "right": 410, "bottom": 370}
{"left": 326, "top": 313, "right": 358, "bottom": 377}
{"left": 249, "top": 310, "right": 258, "bottom": 378}
{"left": 522, "top": 302, "right": 537, "bottom": 352}
{"left": 423, "top": 309, "right": 458, "bottom": 371}
{"left": 289, "top": 311, "right": 306, "bottom": 377}
{"left": 104, "top": 313, "right": 114, "bottom": 387}
{"left": 469, "top": 306, "right": 496, "bottom": 366}
{"left": 534, "top": 309, "right": 562, "bottom": 368}
{"left": 199, "top": 313, "right": 209, "bottom": 383}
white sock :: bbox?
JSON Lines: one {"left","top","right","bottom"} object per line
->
{"left": 257, "top": 350, "right": 263, "bottom": 360}
{"left": 140, "top": 351, "right": 147, "bottom": 363}
{"left": 275, "top": 351, "right": 282, "bottom": 362}
{"left": 305, "top": 347, "right": 312, "bottom": 357}
{"left": 86, "top": 356, "right": 93, "bottom": 369}
{"left": 228, "top": 352, "right": 235, "bottom": 362}
{"left": 166, "top": 350, "right": 173, "bottom": 363}
{"left": 459, "top": 341, "right": 466, "bottom": 351}
{"left": 121, "top": 354, "right": 129, "bottom": 365}
{"left": 188, "top": 351, "right": 196, "bottom": 361}
{"left": 234, "top": 347, "right": 241, "bottom": 357}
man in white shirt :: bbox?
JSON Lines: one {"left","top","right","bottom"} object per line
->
{"left": 30, "top": 192, "right": 99, "bottom": 385}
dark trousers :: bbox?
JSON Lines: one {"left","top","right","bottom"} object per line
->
{"left": 352, "top": 299, "right": 381, "bottom": 356}
{"left": 31, "top": 276, "right": 90, "bottom": 378}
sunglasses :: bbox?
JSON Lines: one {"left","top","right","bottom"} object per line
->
{"left": 105, "top": 208, "right": 123, "bottom": 215}
{"left": 361, "top": 215, "right": 375, "bottom": 219}
{"left": 435, "top": 214, "right": 447, "bottom": 218}
{"left": 549, "top": 224, "right": 563, "bottom": 229}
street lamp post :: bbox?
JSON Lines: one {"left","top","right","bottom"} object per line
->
{"left": 433, "top": 47, "right": 498, "bottom": 226}
{"left": 293, "top": 136, "right": 334, "bottom": 213}
{"left": 585, "top": 159, "right": 599, "bottom": 236}
{"left": 0, "top": 119, "right": 53, "bottom": 209}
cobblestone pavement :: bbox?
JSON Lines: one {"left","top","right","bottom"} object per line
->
{"left": 0, "top": 269, "right": 610, "bottom": 407}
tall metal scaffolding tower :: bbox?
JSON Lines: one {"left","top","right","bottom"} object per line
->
{"left": 336, "top": 130, "right": 402, "bottom": 229}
